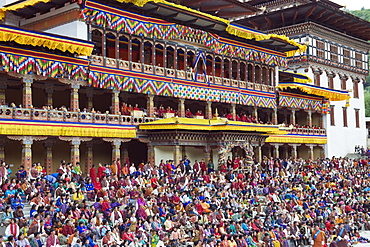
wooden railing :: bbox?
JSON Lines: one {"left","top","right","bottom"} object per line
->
{"left": 0, "top": 107, "right": 158, "bottom": 126}
{"left": 91, "top": 55, "right": 276, "bottom": 93}
{"left": 289, "top": 127, "right": 326, "bottom": 136}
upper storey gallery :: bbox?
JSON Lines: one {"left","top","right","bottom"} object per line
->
{"left": 0, "top": 0, "right": 304, "bottom": 93}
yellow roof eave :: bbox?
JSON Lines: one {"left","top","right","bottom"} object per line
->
{"left": 140, "top": 117, "right": 287, "bottom": 134}
{"left": 277, "top": 82, "right": 350, "bottom": 101}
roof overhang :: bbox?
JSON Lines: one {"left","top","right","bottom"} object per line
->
{"left": 113, "top": 0, "right": 305, "bottom": 55}
{"left": 0, "top": 119, "right": 137, "bottom": 138}
{"left": 277, "top": 82, "right": 350, "bottom": 101}
{"left": 0, "top": 0, "right": 70, "bottom": 19}
{"left": 246, "top": 0, "right": 343, "bottom": 9}
{"left": 140, "top": 117, "right": 287, "bottom": 134}
{"left": 234, "top": 1, "right": 370, "bottom": 40}
{"left": 266, "top": 133, "right": 327, "bottom": 144}
{"left": 175, "top": 0, "right": 259, "bottom": 18}
{"left": 0, "top": 24, "right": 94, "bottom": 56}
{"left": 279, "top": 71, "right": 312, "bottom": 84}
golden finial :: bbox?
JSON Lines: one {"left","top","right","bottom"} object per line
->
{"left": 215, "top": 108, "right": 219, "bottom": 117}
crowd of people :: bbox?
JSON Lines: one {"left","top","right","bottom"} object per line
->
{"left": 0, "top": 155, "right": 369, "bottom": 247}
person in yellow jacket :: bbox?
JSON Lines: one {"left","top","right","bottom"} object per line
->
{"left": 72, "top": 188, "right": 84, "bottom": 202}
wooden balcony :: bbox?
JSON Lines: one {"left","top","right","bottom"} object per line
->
{"left": 90, "top": 55, "right": 276, "bottom": 93}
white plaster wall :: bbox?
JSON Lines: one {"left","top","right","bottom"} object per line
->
{"left": 325, "top": 80, "right": 367, "bottom": 157}
{"left": 45, "top": 20, "right": 88, "bottom": 41}
{"left": 0, "top": 0, "right": 17, "bottom": 7}
{"left": 154, "top": 146, "right": 173, "bottom": 166}
{"left": 293, "top": 68, "right": 366, "bottom": 157}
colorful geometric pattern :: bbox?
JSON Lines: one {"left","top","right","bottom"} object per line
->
{"left": 0, "top": 25, "right": 94, "bottom": 56}
{"left": 0, "top": 45, "right": 88, "bottom": 80}
{"left": 239, "top": 93, "right": 277, "bottom": 108}
{"left": 171, "top": 81, "right": 276, "bottom": 108}
{"left": 88, "top": 65, "right": 173, "bottom": 96}
{"left": 83, "top": 1, "right": 287, "bottom": 66}
{"left": 279, "top": 92, "right": 322, "bottom": 112}
{"left": 89, "top": 65, "right": 276, "bottom": 108}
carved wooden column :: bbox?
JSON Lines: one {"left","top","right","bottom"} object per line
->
{"left": 288, "top": 144, "right": 301, "bottom": 159}
{"left": 318, "top": 144, "right": 326, "bottom": 158}
{"left": 112, "top": 141, "right": 121, "bottom": 163}
{"left": 58, "top": 79, "right": 85, "bottom": 112}
{"left": 147, "top": 144, "right": 155, "bottom": 165}
{"left": 231, "top": 104, "right": 236, "bottom": 120}
{"left": 0, "top": 81, "right": 6, "bottom": 106}
{"left": 22, "top": 77, "right": 33, "bottom": 108}
{"left": 45, "top": 86, "right": 54, "bottom": 107}
{"left": 178, "top": 98, "right": 185, "bottom": 117}
{"left": 204, "top": 146, "right": 211, "bottom": 164}
{"left": 290, "top": 108, "right": 296, "bottom": 125}
{"left": 122, "top": 144, "right": 129, "bottom": 163}
{"left": 173, "top": 145, "right": 181, "bottom": 165}
{"left": 111, "top": 90, "right": 120, "bottom": 114}
{"left": 306, "top": 144, "right": 315, "bottom": 160}
{"left": 0, "top": 138, "right": 7, "bottom": 162}
{"left": 252, "top": 107, "right": 258, "bottom": 120}
{"left": 44, "top": 141, "right": 53, "bottom": 174}
{"left": 87, "top": 92, "right": 94, "bottom": 111}
{"left": 272, "top": 108, "right": 278, "bottom": 125}
{"left": 147, "top": 94, "right": 155, "bottom": 118}
{"left": 71, "top": 138, "right": 81, "bottom": 165}
{"left": 85, "top": 143, "right": 93, "bottom": 174}
{"left": 272, "top": 143, "right": 283, "bottom": 159}
{"left": 206, "top": 101, "right": 212, "bottom": 119}
{"left": 70, "top": 84, "right": 80, "bottom": 112}
{"left": 8, "top": 136, "right": 47, "bottom": 170}
{"left": 306, "top": 110, "right": 312, "bottom": 127}
{"left": 103, "top": 138, "right": 131, "bottom": 165}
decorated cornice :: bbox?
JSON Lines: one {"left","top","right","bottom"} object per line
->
{"left": 266, "top": 134, "right": 327, "bottom": 144}
{"left": 0, "top": 24, "right": 94, "bottom": 56}
{"left": 7, "top": 135, "right": 47, "bottom": 142}
{"left": 88, "top": 64, "right": 277, "bottom": 108}
{"left": 59, "top": 137, "right": 93, "bottom": 142}
{"left": 82, "top": 0, "right": 288, "bottom": 66}
{"left": 0, "top": 119, "right": 136, "bottom": 138}
{"left": 102, "top": 138, "right": 131, "bottom": 143}
{"left": 0, "top": 45, "right": 89, "bottom": 81}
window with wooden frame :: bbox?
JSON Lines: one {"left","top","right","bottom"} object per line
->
{"left": 330, "top": 105, "right": 335, "bottom": 126}
{"left": 343, "top": 107, "right": 348, "bottom": 127}
{"left": 355, "top": 109, "right": 360, "bottom": 128}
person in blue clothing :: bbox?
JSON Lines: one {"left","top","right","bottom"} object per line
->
{"left": 84, "top": 178, "right": 95, "bottom": 201}
{"left": 16, "top": 166, "right": 27, "bottom": 180}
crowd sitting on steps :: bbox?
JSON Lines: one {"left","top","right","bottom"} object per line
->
{"left": 0, "top": 156, "right": 369, "bottom": 247}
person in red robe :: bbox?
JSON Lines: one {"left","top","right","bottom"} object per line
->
{"left": 200, "top": 159, "right": 207, "bottom": 174}
{"left": 97, "top": 163, "right": 106, "bottom": 180}
{"left": 116, "top": 158, "right": 121, "bottom": 178}
{"left": 185, "top": 109, "right": 193, "bottom": 118}
{"left": 233, "top": 156, "right": 240, "bottom": 170}
{"left": 93, "top": 177, "right": 102, "bottom": 192}
{"left": 89, "top": 164, "right": 96, "bottom": 184}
